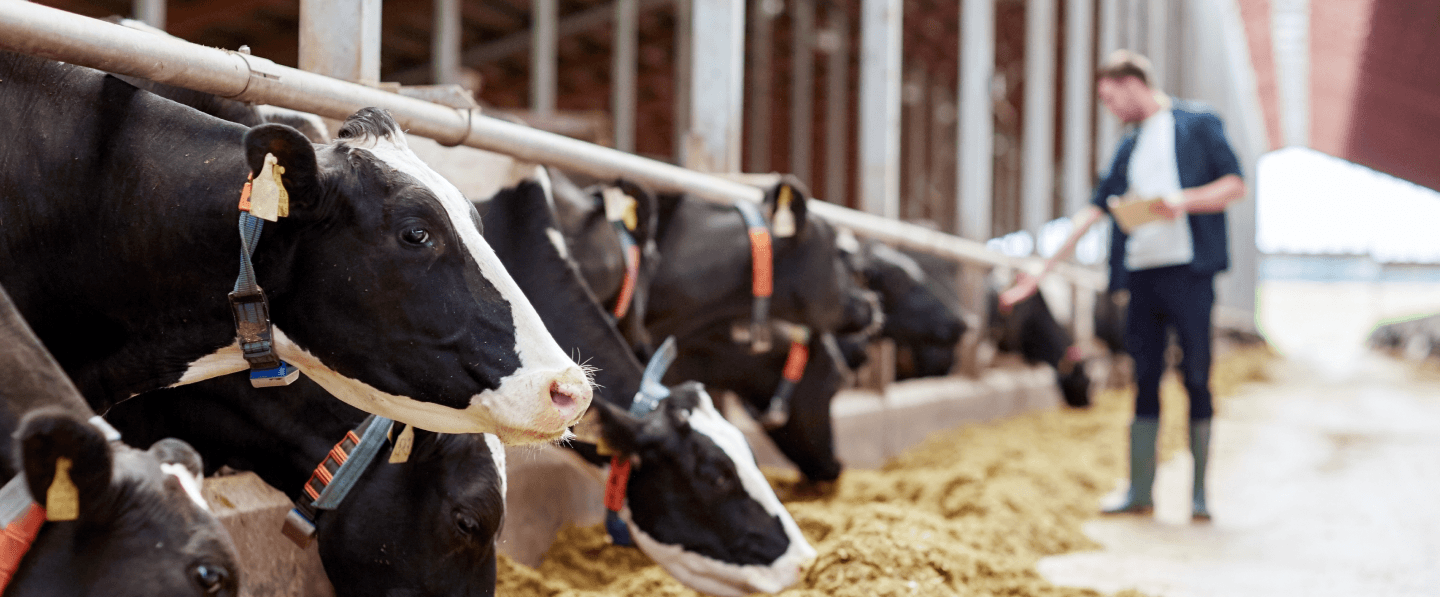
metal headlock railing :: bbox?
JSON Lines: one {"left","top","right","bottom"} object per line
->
{"left": 0, "top": 0, "right": 1104, "bottom": 291}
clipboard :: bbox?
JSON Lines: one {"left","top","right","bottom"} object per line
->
{"left": 1107, "top": 195, "right": 1170, "bottom": 233}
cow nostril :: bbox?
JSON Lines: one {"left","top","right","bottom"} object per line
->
{"left": 550, "top": 382, "right": 577, "bottom": 411}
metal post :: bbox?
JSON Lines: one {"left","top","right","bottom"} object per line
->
{"left": 683, "top": 0, "right": 747, "bottom": 172}
{"left": 134, "top": 0, "right": 165, "bottom": 30}
{"left": 532, "top": 0, "right": 558, "bottom": 115}
{"left": 1124, "top": 0, "right": 1142, "bottom": 52}
{"left": 674, "top": 0, "right": 692, "bottom": 161}
{"left": 858, "top": 0, "right": 901, "bottom": 217}
{"left": 612, "top": 0, "right": 638, "bottom": 151}
{"left": 1021, "top": 0, "right": 1056, "bottom": 235}
{"left": 300, "top": 0, "right": 382, "bottom": 83}
{"left": 789, "top": 0, "right": 815, "bottom": 184}
{"left": 1062, "top": 0, "right": 1094, "bottom": 216}
{"left": 822, "top": 7, "right": 849, "bottom": 206}
{"left": 746, "top": 0, "right": 775, "bottom": 173}
{"left": 957, "top": 0, "right": 993, "bottom": 240}
{"left": 1272, "top": 0, "right": 1309, "bottom": 147}
{"left": 1146, "top": 0, "right": 1167, "bottom": 89}
{"left": 903, "top": 69, "right": 927, "bottom": 220}
{"left": 432, "top": 0, "right": 461, "bottom": 85}
{"left": 1095, "top": 0, "right": 1119, "bottom": 174}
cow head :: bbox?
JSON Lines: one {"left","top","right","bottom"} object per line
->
{"left": 649, "top": 177, "right": 878, "bottom": 342}
{"left": 583, "top": 383, "right": 815, "bottom": 597}
{"left": 317, "top": 431, "right": 505, "bottom": 597}
{"left": 12, "top": 411, "right": 239, "bottom": 597}
{"left": 242, "top": 109, "right": 591, "bottom": 442}
{"left": 856, "top": 241, "right": 964, "bottom": 346}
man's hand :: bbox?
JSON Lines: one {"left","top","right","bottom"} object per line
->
{"left": 998, "top": 273, "right": 1039, "bottom": 313}
{"left": 1148, "top": 191, "right": 1186, "bottom": 220}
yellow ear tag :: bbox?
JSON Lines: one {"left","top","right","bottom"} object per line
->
{"left": 248, "top": 153, "right": 287, "bottom": 222}
{"left": 388, "top": 424, "right": 414, "bottom": 464}
{"left": 772, "top": 185, "right": 797, "bottom": 238}
{"left": 45, "top": 456, "right": 80, "bottom": 521}
{"left": 621, "top": 197, "right": 638, "bottom": 231}
{"left": 594, "top": 436, "right": 615, "bottom": 457}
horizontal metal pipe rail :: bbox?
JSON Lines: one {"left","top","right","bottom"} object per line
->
{"left": 0, "top": 0, "right": 1103, "bottom": 290}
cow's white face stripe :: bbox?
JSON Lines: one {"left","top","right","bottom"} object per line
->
{"left": 159, "top": 463, "right": 209, "bottom": 511}
{"left": 625, "top": 388, "right": 816, "bottom": 596}
{"left": 484, "top": 434, "right": 507, "bottom": 503}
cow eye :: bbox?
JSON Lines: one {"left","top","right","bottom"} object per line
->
{"left": 400, "top": 226, "right": 430, "bottom": 246}
{"left": 454, "top": 511, "right": 482, "bottom": 538}
{"left": 191, "top": 564, "right": 229, "bottom": 594}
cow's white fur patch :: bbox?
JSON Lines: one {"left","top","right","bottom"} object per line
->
{"left": 484, "top": 434, "right": 507, "bottom": 503}
{"left": 624, "top": 388, "right": 816, "bottom": 596}
{"left": 159, "top": 463, "right": 209, "bottom": 511}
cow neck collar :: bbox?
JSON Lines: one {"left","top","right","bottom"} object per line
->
{"left": 0, "top": 417, "right": 123, "bottom": 591}
{"left": 757, "top": 323, "right": 811, "bottom": 430}
{"left": 609, "top": 221, "right": 642, "bottom": 319}
{"left": 230, "top": 171, "right": 301, "bottom": 388}
{"left": 732, "top": 201, "right": 775, "bottom": 354}
{"left": 603, "top": 336, "right": 678, "bottom": 546}
{"left": 281, "top": 415, "right": 394, "bottom": 548}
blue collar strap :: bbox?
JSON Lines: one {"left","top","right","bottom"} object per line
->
{"left": 281, "top": 414, "right": 393, "bottom": 547}
{"left": 230, "top": 176, "right": 300, "bottom": 387}
{"left": 733, "top": 201, "right": 774, "bottom": 353}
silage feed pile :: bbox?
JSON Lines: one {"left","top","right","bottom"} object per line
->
{"left": 498, "top": 346, "right": 1275, "bottom": 597}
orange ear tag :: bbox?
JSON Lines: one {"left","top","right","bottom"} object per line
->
{"left": 45, "top": 457, "right": 79, "bottom": 522}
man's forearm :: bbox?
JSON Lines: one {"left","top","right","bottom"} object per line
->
{"left": 1182, "top": 174, "right": 1246, "bottom": 214}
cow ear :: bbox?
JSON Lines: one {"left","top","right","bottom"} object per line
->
{"left": 614, "top": 179, "right": 658, "bottom": 249}
{"left": 243, "top": 123, "right": 322, "bottom": 215}
{"left": 763, "top": 175, "right": 810, "bottom": 240}
{"left": 18, "top": 410, "right": 113, "bottom": 521}
{"left": 582, "top": 400, "right": 646, "bottom": 456}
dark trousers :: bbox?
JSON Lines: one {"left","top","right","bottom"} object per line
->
{"left": 1125, "top": 265, "right": 1215, "bottom": 421}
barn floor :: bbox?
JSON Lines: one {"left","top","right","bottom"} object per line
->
{"left": 1038, "top": 280, "right": 1440, "bottom": 597}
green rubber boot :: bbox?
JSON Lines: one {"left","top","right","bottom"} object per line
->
{"left": 1190, "top": 419, "right": 1212, "bottom": 521}
{"left": 1103, "top": 417, "right": 1159, "bottom": 515}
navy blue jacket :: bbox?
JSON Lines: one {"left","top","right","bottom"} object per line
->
{"left": 1092, "top": 100, "right": 1243, "bottom": 292}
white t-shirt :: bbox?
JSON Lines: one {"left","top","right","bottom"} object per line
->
{"left": 1123, "top": 108, "right": 1194, "bottom": 271}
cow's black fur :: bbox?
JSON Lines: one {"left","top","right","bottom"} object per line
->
{"left": 0, "top": 52, "right": 569, "bottom": 436}
{"left": 0, "top": 284, "right": 239, "bottom": 597}
{"left": 105, "top": 376, "right": 503, "bottom": 597}
{"left": 838, "top": 240, "right": 966, "bottom": 379}
{"left": 986, "top": 286, "right": 1092, "bottom": 408}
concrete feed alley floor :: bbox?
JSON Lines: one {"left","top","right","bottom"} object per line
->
{"left": 1038, "top": 280, "right": 1440, "bottom": 597}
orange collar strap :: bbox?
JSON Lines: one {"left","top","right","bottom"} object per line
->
{"left": 735, "top": 201, "right": 775, "bottom": 353}
{"left": 610, "top": 222, "right": 642, "bottom": 319}
{"left": 0, "top": 502, "right": 44, "bottom": 593}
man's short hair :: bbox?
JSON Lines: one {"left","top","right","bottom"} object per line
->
{"left": 1097, "top": 49, "right": 1155, "bottom": 88}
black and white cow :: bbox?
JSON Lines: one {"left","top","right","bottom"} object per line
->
{"left": 545, "top": 169, "right": 661, "bottom": 360}
{"left": 0, "top": 52, "right": 590, "bottom": 442}
{"left": 836, "top": 237, "right": 967, "bottom": 379}
{"left": 0, "top": 285, "right": 240, "bottom": 597}
{"left": 480, "top": 175, "right": 815, "bottom": 596}
{"left": 986, "top": 280, "right": 1092, "bottom": 408}
{"left": 105, "top": 375, "right": 506, "bottom": 597}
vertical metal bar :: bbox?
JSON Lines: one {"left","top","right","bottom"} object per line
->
{"left": 929, "top": 83, "right": 956, "bottom": 230}
{"left": 300, "top": 0, "right": 382, "bottom": 83}
{"left": 1124, "top": 0, "right": 1142, "bottom": 52}
{"left": 1147, "top": 0, "right": 1167, "bottom": 89}
{"left": 957, "top": 0, "right": 993, "bottom": 240}
{"left": 746, "top": 0, "right": 774, "bottom": 173}
{"left": 858, "top": 0, "right": 901, "bottom": 217}
{"left": 432, "top": 0, "right": 462, "bottom": 85}
{"left": 903, "top": 69, "right": 927, "bottom": 220}
{"left": 532, "top": 0, "right": 558, "bottom": 115}
{"left": 1094, "top": 0, "right": 1120, "bottom": 174}
{"left": 1062, "top": 0, "right": 1094, "bottom": 216}
{"left": 684, "top": 0, "right": 747, "bottom": 172}
{"left": 822, "top": 7, "right": 849, "bottom": 206}
{"left": 1021, "top": 0, "right": 1057, "bottom": 235}
{"left": 1272, "top": 0, "right": 1309, "bottom": 147}
{"left": 612, "top": 0, "right": 639, "bottom": 152}
{"left": 789, "top": 0, "right": 815, "bottom": 184}
{"left": 674, "top": 0, "right": 693, "bottom": 160}
{"left": 134, "top": 0, "right": 165, "bottom": 30}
